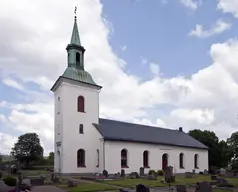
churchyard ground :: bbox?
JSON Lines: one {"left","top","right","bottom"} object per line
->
{"left": 2, "top": 169, "right": 238, "bottom": 192}
{"left": 101, "top": 175, "right": 238, "bottom": 188}
{"left": 59, "top": 182, "right": 118, "bottom": 192}
{"left": 57, "top": 175, "right": 238, "bottom": 192}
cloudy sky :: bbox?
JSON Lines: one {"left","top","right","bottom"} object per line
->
{"left": 1, "top": 0, "right": 238, "bottom": 155}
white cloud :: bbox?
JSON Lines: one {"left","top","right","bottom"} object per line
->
{"left": 189, "top": 19, "right": 232, "bottom": 38}
{"left": 133, "top": 117, "right": 167, "bottom": 128}
{"left": 180, "top": 0, "right": 201, "bottom": 10}
{"left": 218, "top": 0, "right": 238, "bottom": 18}
{"left": 0, "top": 133, "right": 17, "bottom": 155}
{"left": 149, "top": 63, "right": 160, "bottom": 76}
{"left": 171, "top": 108, "right": 215, "bottom": 125}
{"left": 2, "top": 78, "right": 24, "bottom": 91}
{"left": 1, "top": 0, "right": 238, "bottom": 155}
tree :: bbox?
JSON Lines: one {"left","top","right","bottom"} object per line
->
{"left": 218, "top": 140, "right": 233, "bottom": 167}
{"left": 49, "top": 152, "right": 54, "bottom": 160}
{"left": 227, "top": 131, "right": 238, "bottom": 162}
{"left": 48, "top": 152, "right": 54, "bottom": 165}
{"left": 11, "top": 133, "right": 44, "bottom": 167}
{"left": 188, "top": 129, "right": 232, "bottom": 168}
{"left": 0, "top": 154, "right": 2, "bottom": 164}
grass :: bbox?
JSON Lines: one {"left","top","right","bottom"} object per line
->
{"left": 225, "top": 177, "right": 238, "bottom": 187}
{"left": 59, "top": 174, "right": 238, "bottom": 192}
{"left": 102, "top": 175, "right": 238, "bottom": 188}
{"left": 103, "top": 178, "right": 166, "bottom": 188}
{"left": 60, "top": 183, "right": 118, "bottom": 192}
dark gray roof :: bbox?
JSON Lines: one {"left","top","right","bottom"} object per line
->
{"left": 93, "top": 118, "right": 208, "bottom": 149}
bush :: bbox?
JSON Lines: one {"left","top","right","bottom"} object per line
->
{"left": 102, "top": 170, "right": 108, "bottom": 177}
{"left": 148, "top": 169, "right": 156, "bottom": 175}
{"left": 209, "top": 166, "right": 218, "bottom": 175}
{"left": 157, "top": 170, "right": 164, "bottom": 176}
{"left": 3, "top": 176, "right": 17, "bottom": 186}
{"left": 231, "top": 162, "right": 238, "bottom": 170}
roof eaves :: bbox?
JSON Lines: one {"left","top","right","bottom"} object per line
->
{"left": 62, "top": 76, "right": 102, "bottom": 89}
{"left": 50, "top": 76, "right": 102, "bottom": 92}
{"left": 103, "top": 137, "right": 208, "bottom": 150}
{"left": 92, "top": 123, "right": 105, "bottom": 137}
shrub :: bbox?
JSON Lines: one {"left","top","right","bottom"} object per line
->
{"left": 102, "top": 169, "right": 108, "bottom": 177}
{"left": 3, "top": 176, "right": 17, "bottom": 186}
{"left": 148, "top": 169, "right": 156, "bottom": 175}
{"left": 231, "top": 162, "right": 238, "bottom": 170}
{"left": 157, "top": 170, "right": 164, "bottom": 176}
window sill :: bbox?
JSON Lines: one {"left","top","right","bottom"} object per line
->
{"left": 78, "top": 165, "right": 86, "bottom": 168}
{"left": 143, "top": 166, "right": 150, "bottom": 169}
{"left": 195, "top": 167, "right": 199, "bottom": 169}
{"left": 96, "top": 165, "right": 99, "bottom": 167}
{"left": 180, "top": 167, "right": 185, "bottom": 169}
{"left": 78, "top": 111, "right": 86, "bottom": 113}
{"left": 121, "top": 166, "right": 129, "bottom": 168}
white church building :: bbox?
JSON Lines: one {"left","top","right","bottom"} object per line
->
{"left": 51, "top": 16, "right": 209, "bottom": 175}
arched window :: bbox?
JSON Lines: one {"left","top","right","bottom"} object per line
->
{"left": 76, "top": 52, "right": 80, "bottom": 67}
{"left": 96, "top": 149, "right": 99, "bottom": 167}
{"left": 179, "top": 153, "right": 184, "bottom": 168}
{"left": 79, "top": 124, "right": 84, "bottom": 134}
{"left": 143, "top": 151, "right": 149, "bottom": 168}
{"left": 77, "top": 149, "right": 85, "bottom": 167}
{"left": 77, "top": 96, "right": 85, "bottom": 112}
{"left": 121, "top": 149, "right": 128, "bottom": 168}
{"left": 194, "top": 154, "right": 199, "bottom": 169}
{"left": 162, "top": 153, "right": 168, "bottom": 171}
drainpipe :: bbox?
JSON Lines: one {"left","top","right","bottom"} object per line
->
{"left": 103, "top": 139, "right": 105, "bottom": 170}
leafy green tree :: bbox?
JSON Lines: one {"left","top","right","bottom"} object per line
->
{"left": 227, "top": 131, "right": 238, "bottom": 162}
{"left": 11, "top": 133, "right": 44, "bottom": 167}
{"left": 0, "top": 154, "right": 2, "bottom": 163}
{"left": 218, "top": 140, "right": 233, "bottom": 167}
{"left": 188, "top": 129, "right": 231, "bottom": 168}
{"left": 48, "top": 152, "right": 54, "bottom": 165}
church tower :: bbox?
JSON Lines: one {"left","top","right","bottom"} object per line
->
{"left": 51, "top": 12, "right": 102, "bottom": 174}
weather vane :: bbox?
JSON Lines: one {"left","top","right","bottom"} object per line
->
{"left": 74, "top": 6, "right": 77, "bottom": 20}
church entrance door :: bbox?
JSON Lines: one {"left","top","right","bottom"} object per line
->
{"left": 162, "top": 153, "right": 168, "bottom": 171}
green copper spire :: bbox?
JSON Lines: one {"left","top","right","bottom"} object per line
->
{"left": 70, "top": 16, "right": 81, "bottom": 45}
{"left": 62, "top": 8, "right": 100, "bottom": 88}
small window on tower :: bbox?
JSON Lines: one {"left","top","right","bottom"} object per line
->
{"left": 76, "top": 52, "right": 80, "bottom": 67}
{"left": 79, "top": 124, "right": 84, "bottom": 134}
{"left": 58, "top": 97, "right": 60, "bottom": 114}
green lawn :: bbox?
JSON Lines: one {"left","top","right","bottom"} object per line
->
{"left": 56, "top": 174, "right": 238, "bottom": 192}
{"left": 103, "top": 175, "right": 238, "bottom": 188}
{"left": 225, "top": 177, "right": 238, "bottom": 187}
{"left": 103, "top": 178, "right": 166, "bottom": 188}
{"left": 60, "top": 183, "right": 118, "bottom": 192}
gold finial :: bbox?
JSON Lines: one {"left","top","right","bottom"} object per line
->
{"left": 74, "top": 6, "right": 77, "bottom": 20}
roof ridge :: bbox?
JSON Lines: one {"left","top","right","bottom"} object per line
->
{"left": 99, "top": 118, "right": 180, "bottom": 132}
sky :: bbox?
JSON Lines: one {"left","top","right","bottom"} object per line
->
{"left": 1, "top": 0, "right": 238, "bottom": 155}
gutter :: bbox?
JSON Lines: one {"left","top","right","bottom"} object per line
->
{"left": 103, "top": 139, "right": 105, "bottom": 170}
